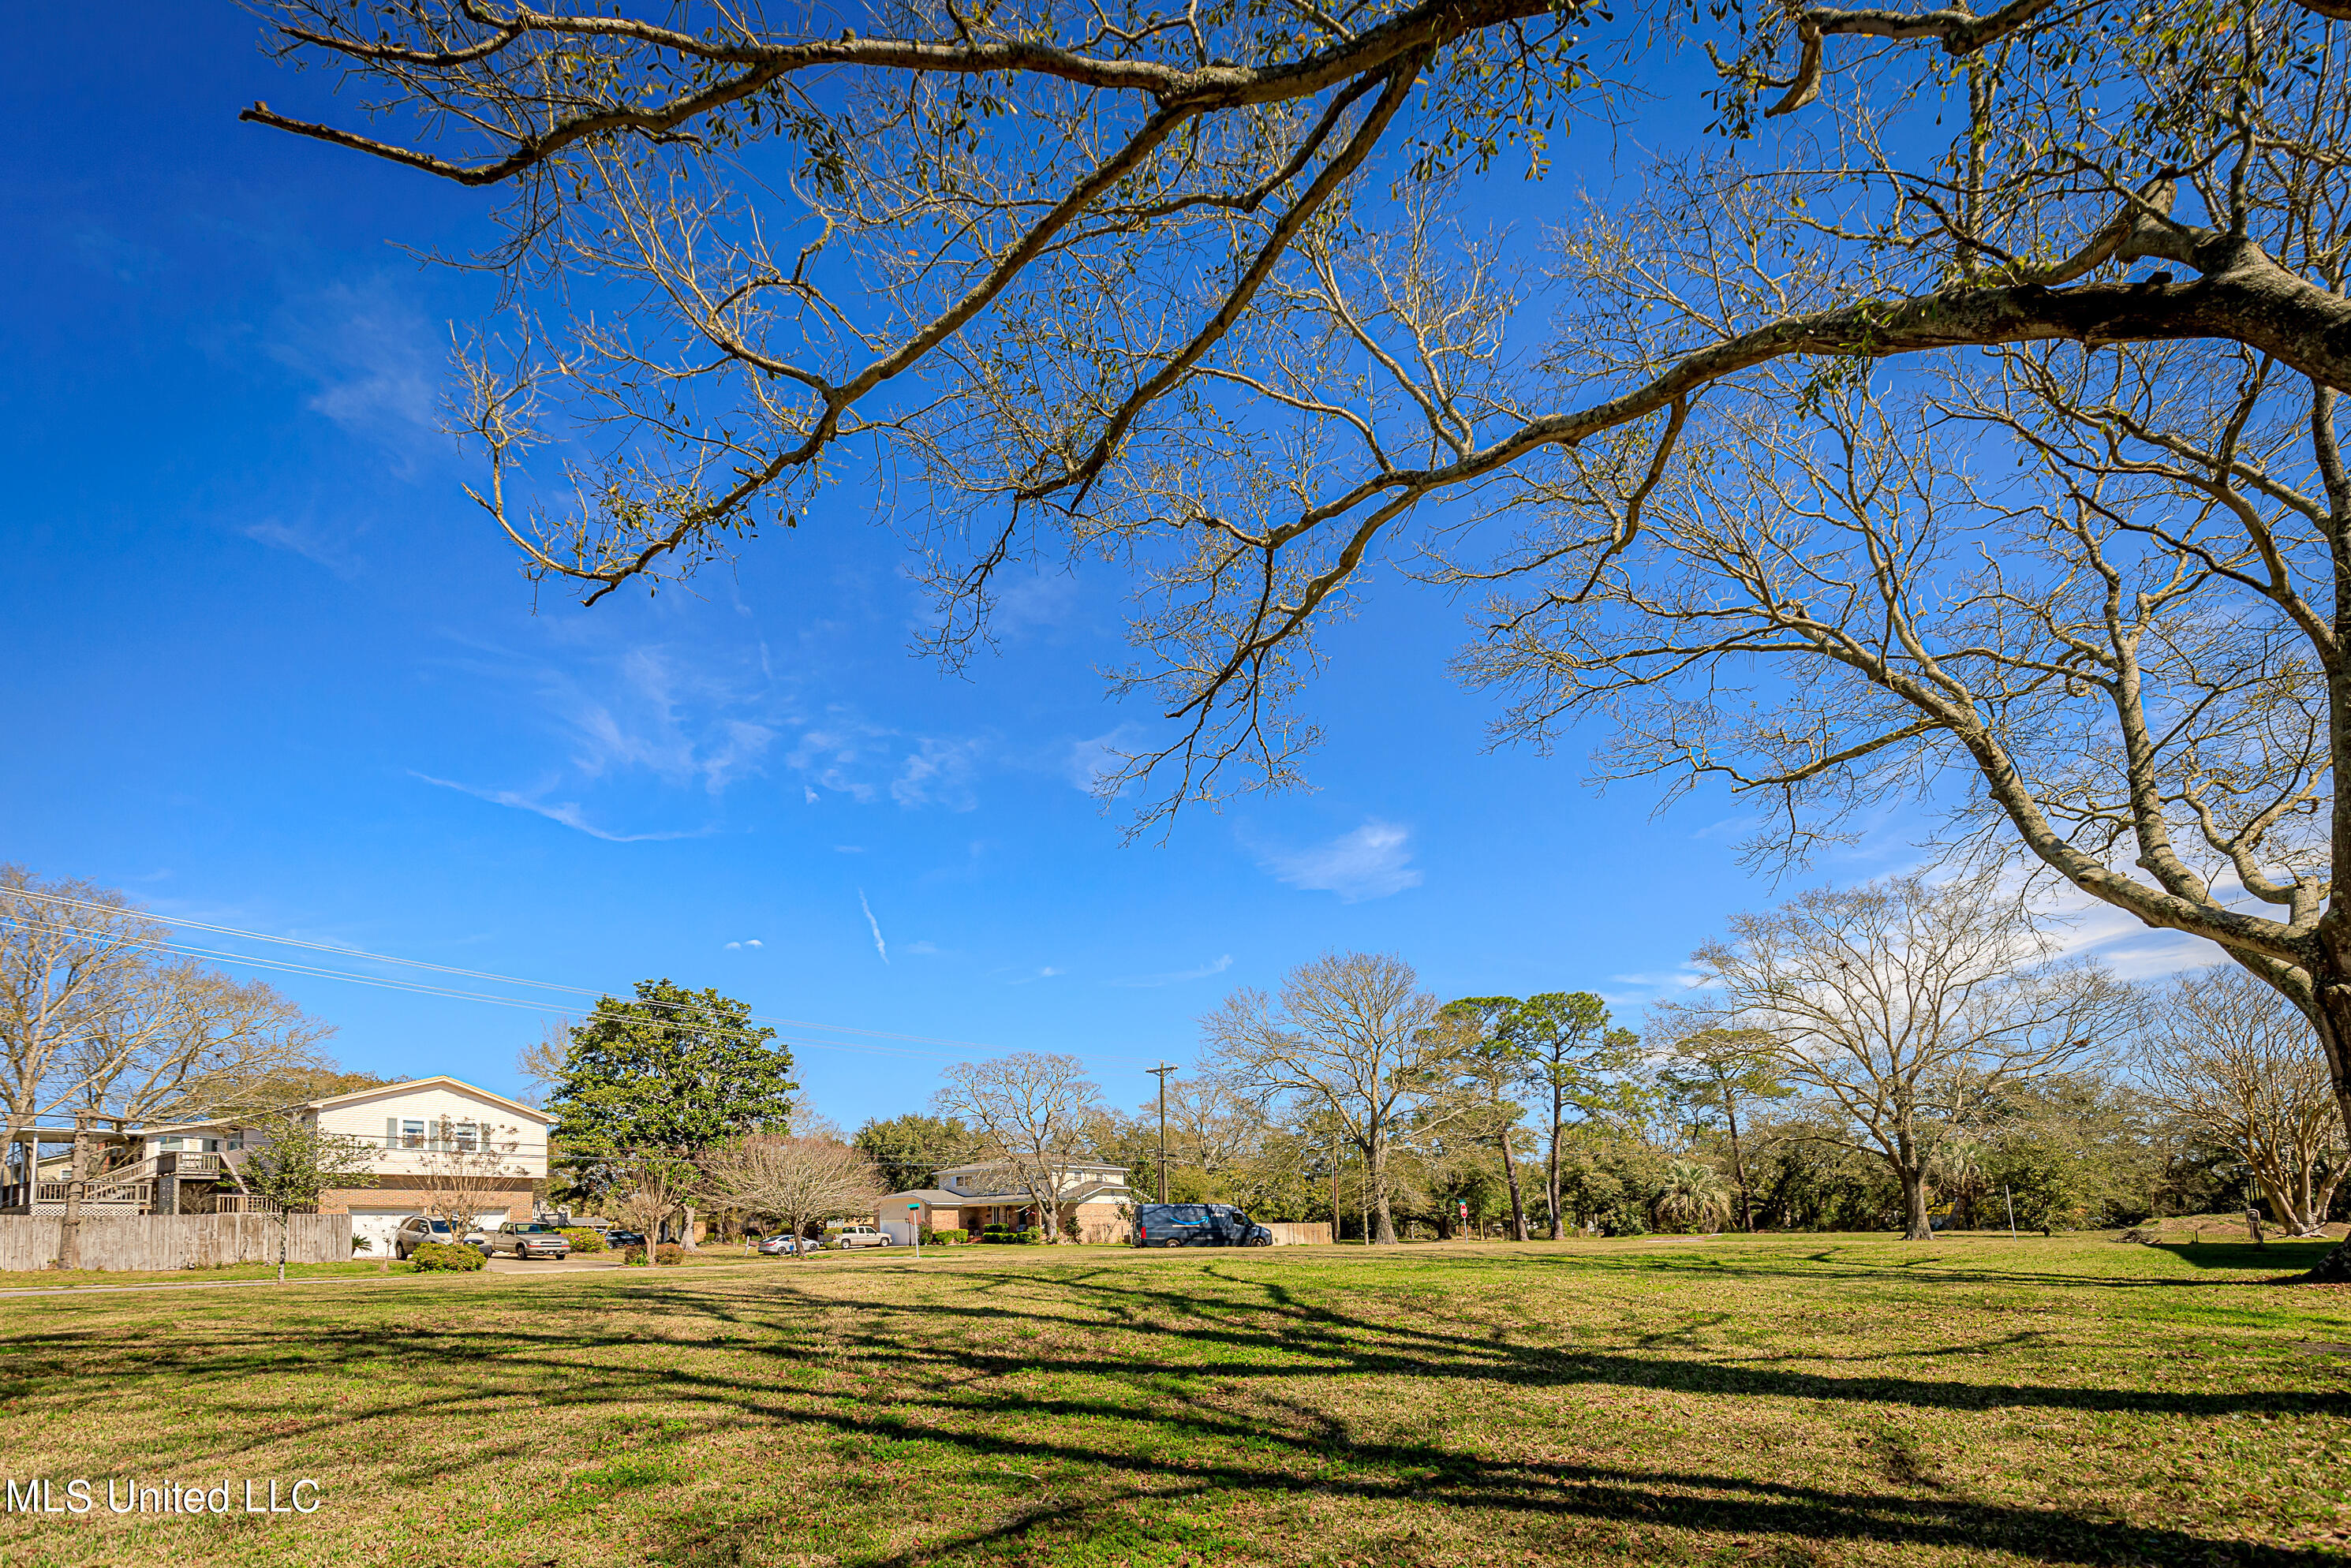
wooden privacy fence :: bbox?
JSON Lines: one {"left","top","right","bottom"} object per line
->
{"left": 1261, "top": 1223, "right": 1332, "bottom": 1245}
{"left": 0, "top": 1213, "right": 352, "bottom": 1271}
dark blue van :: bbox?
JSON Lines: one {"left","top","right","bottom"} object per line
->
{"left": 1134, "top": 1203, "right": 1274, "bottom": 1247}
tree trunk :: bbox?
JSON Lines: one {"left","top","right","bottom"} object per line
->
{"left": 1547, "top": 1080, "right": 1566, "bottom": 1241}
{"left": 1497, "top": 1118, "right": 1529, "bottom": 1243}
{"left": 1366, "top": 1114, "right": 1396, "bottom": 1245}
{"left": 680, "top": 1201, "right": 701, "bottom": 1250}
{"left": 2297, "top": 973, "right": 2351, "bottom": 1281}
{"left": 60, "top": 1114, "right": 88, "bottom": 1271}
{"left": 1725, "top": 1099, "right": 1752, "bottom": 1234}
{"left": 1370, "top": 1175, "right": 1398, "bottom": 1246}
{"left": 1897, "top": 1155, "right": 1932, "bottom": 1242}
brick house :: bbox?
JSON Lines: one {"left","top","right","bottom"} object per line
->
{"left": 878, "top": 1159, "right": 1138, "bottom": 1244}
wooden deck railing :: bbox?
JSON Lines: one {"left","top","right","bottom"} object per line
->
{"left": 193, "top": 1192, "right": 282, "bottom": 1215}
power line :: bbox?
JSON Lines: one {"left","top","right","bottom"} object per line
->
{"left": 15, "top": 890, "right": 1005, "bottom": 1050}
{"left": 22, "top": 919, "right": 957, "bottom": 1063}
{"left": 7, "top": 891, "right": 1174, "bottom": 1069}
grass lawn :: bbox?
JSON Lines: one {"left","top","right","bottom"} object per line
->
{"left": 2, "top": 1234, "right": 2347, "bottom": 1566}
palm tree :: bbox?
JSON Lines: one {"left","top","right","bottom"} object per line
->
{"left": 1653, "top": 1160, "right": 1732, "bottom": 1235}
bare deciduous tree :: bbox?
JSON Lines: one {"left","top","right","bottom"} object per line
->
{"left": 699, "top": 1133, "right": 886, "bottom": 1253}
{"left": 2140, "top": 969, "right": 2347, "bottom": 1235}
{"left": 68, "top": 968, "right": 335, "bottom": 1129}
{"left": 2, "top": 868, "right": 331, "bottom": 1182}
{"left": 5, "top": 870, "right": 170, "bottom": 1174}
{"left": 246, "top": 4, "right": 2351, "bottom": 1282}
{"left": 515, "top": 1020, "right": 570, "bottom": 1102}
{"left": 934, "top": 1053, "right": 1104, "bottom": 1241}
{"left": 1205, "top": 950, "right": 1461, "bottom": 1245}
{"left": 1691, "top": 872, "right": 2126, "bottom": 1240}
{"left": 413, "top": 1115, "right": 531, "bottom": 1239}
{"left": 609, "top": 1155, "right": 699, "bottom": 1249}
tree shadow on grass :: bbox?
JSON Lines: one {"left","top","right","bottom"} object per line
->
{"left": 2153, "top": 1240, "right": 2337, "bottom": 1274}
{"left": 5, "top": 1264, "right": 2344, "bottom": 1566}
{"left": 1442, "top": 1244, "right": 2315, "bottom": 1293}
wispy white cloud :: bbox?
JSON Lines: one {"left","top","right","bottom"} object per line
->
{"left": 789, "top": 717, "right": 981, "bottom": 810}
{"left": 1108, "top": 954, "right": 1235, "bottom": 988}
{"left": 243, "top": 517, "right": 364, "bottom": 578}
{"left": 557, "top": 646, "right": 778, "bottom": 794}
{"left": 1598, "top": 965, "right": 1715, "bottom": 1009}
{"left": 890, "top": 737, "right": 981, "bottom": 810}
{"left": 410, "top": 772, "right": 704, "bottom": 843}
{"left": 2035, "top": 883, "right": 2233, "bottom": 980}
{"left": 1063, "top": 727, "right": 1142, "bottom": 793}
{"left": 905, "top": 940, "right": 940, "bottom": 957}
{"left": 264, "top": 278, "right": 439, "bottom": 464}
{"left": 858, "top": 889, "right": 889, "bottom": 964}
{"left": 1258, "top": 819, "right": 1422, "bottom": 902}
{"left": 723, "top": 939, "right": 764, "bottom": 950}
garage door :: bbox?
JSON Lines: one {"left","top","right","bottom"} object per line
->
{"left": 347, "top": 1208, "right": 414, "bottom": 1258}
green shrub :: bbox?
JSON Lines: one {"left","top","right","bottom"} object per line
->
{"left": 653, "top": 1243, "right": 686, "bottom": 1266}
{"left": 409, "top": 1241, "right": 485, "bottom": 1272}
{"left": 620, "top": 1245, "right": 648, "bottom": 1266}
{"left": 931, "top": 1228, "right": 967, "bottom": 1245}
{"left": 558, "top": 1227, "right": 606, "bottom": 1253}
{"left": 1016, "top": 1227, "right": 1045, "bottom": 1245}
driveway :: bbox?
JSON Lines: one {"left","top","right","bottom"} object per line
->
{"left": 483, "top": 1253, "right": 624, "bottom": 1274}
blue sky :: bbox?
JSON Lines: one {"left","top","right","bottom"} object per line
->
{"left": 0, "top": 6, "right": 2204, "bottom": 1129}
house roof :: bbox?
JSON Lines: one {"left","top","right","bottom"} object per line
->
{"left": 1067, "top": 1181, "right": 1140, "bottom": 1204}
{"left": 310, "top": 1077, "right": 549, "bottom": 1122}
{"left": 913, "top": 1179, "right": 1141, "bottom": 1204}
{"left": 136, "top": 1077, "right": 548, "bottom": 1137}
{"left": 931, "top": 1159, "right": 1130, "bottom": 1179}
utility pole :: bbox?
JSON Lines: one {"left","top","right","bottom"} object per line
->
{"left": 60, "top": 1110, "right": 90, "bottom": 1271}
{"left": 1330, "top": 1133, "right": 1341, "bottom": 1245}
{"left": 1146, "top": 1064, "right": 1176, "bottom": 1204}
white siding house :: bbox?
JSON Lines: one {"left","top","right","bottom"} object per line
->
{"left": 139, "top": 1077, "right": 551, "bottom": 1256}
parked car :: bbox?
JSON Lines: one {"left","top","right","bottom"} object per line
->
{"left": 476, "top": 1221, "right": 574, "bottom": 1260}
{"left": 755, "top": 1233, "right": 820, "bottom": 1256}
{"left": 1134, "top": 1204, "right": 1273, "bottom": 1247}
{"left": 391, "top": 1216, "right": 462, "bottom": 1260}
{"left": 603, "top": 1229, "right": 647, "bottom": 1248}
{"left": 831, "top": 1224, "right": 893, "bottom": 1249}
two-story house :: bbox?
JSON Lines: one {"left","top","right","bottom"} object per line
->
{"left": 129, "top": 1076, "right": 551, "bottom": 1255}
